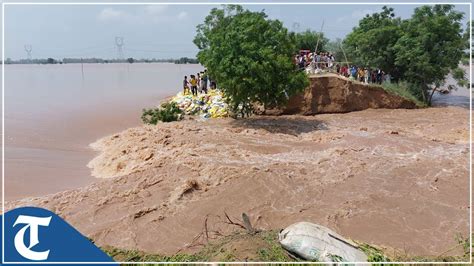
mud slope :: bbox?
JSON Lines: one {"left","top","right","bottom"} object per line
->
{"left": 6, "top": 107, "right": 469, "bottom": 258}
{"left": 282, "top": 74, "right": 418, "bottom": 115}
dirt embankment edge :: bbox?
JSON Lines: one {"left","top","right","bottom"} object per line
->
{"left": 275, "top": 75, "right": 418, "bottom": 115}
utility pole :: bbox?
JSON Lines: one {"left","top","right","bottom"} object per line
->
{"left": 115, "top": 37, "right": 124, "bottom": 60}
{"left": 339, "top": 41, "right": 350, "bottom": 69}
{"left": 24, "top": 45, "right": 32, "bottom": 60}
{"left": 81, "top": 58, "right": 84, "bottom": 80}
{"left": 314, "top": 20, "right": 325, "bottom": 54}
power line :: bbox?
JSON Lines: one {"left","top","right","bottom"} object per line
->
{"left": 124, "top": 48, "right": 196, "bottom": 53}
{"left": 29, "top": 47, "right": 116, "bottom": 59}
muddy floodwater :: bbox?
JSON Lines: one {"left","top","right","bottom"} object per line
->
{"left": 4, "top": 63, "right": 471, "bottom": 259}
{"left": 4, "top": 63, "right": 204, "bottom": 200}
{"left": 4, "top": 63, "right": 470, "bottom": 201}
{"left": 8, "top": 105, "right": 470, "bottom": 258}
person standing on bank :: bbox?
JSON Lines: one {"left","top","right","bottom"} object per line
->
{"left": 201, "top": 70, "right": 208, "bottom": 94}
{"left": 197, "top": 72, "right": 201, "bottom": 92}
{"left": 190, "top": 75, "right": 198, "bottom": 96}
{"left": 183, "top": 76, "right": 190, "bottom": 95}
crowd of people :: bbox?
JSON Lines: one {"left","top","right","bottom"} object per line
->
{"left": 295, "top": 51, "right": 391, "bottom": 84}
{"left": 182, "top": 70, "right": 217, "bottom": 96}
{"left": 338, "top": 65, "right": 390, "bottom": 84}
{"left": 295, "top": 52, "right": 336, "bottom": 70}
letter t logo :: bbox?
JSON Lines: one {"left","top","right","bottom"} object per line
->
{"left": 13, "top": 215, "right": 52, "bottom": 261}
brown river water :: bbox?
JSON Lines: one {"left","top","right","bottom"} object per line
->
{"left": 4, "top": 63, "right": 204, "bottom": 200}
{"left": 3, "top": 63, "right": 470, "bottom": 202}
{"left": 3, "top": 63, "right": 471, "bottom": 258}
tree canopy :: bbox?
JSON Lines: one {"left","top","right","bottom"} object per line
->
{"left": 344, "top": 5, "right": 468, "bottom": 105}
{"left": 292, "top": 30, "right": 328, "bottom": 53}
{"left": 393, "top": 5, "right": 466, "bottom": 103}
{"left": 344, "top": 6, "right": 403, "bottom": 77}
{"left": 194, "top": 5, "right": 308, "bottom": 116}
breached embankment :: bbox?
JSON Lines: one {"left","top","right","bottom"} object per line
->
{"left": 276, "top": 74, "right": 418, "bottom": 115}
{"left": 6, "top": 106, "right": 469, "bottom": 259}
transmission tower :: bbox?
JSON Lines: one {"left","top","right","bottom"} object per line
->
{"left": 24, "top": 45, "right": 32, "bottom": 60}
{"left": 115, "top": 37, "right": 124, "bottom": 59}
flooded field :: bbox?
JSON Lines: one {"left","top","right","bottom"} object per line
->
{"left": 4, "top": 63, "right": 471, "bottom": 202}
{"left": 4, "top": 63, "right": 204, "bottom": 200}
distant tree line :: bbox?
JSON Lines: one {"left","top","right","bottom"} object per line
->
{"left": 2, "top": 57, "right": 200, "bottom": 65}
{"left": 174, "top": 57, "right": 199, "bottom": 64}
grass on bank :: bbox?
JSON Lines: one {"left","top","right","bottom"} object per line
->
{"left": 381, "top": 81, "right": 427, "bottom": 107}
{"left": 100, "top": 230, "right": 471, "bottom": 263}
{"left": 102, "top": 230, "right": 298, "bottom": 262}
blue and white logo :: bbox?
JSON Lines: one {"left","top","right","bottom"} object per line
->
{"left": 14, "top": 215, "right": 52, "bottom": 261}
{"left": 2, "top": 206, "right": 116, "bottom": 264}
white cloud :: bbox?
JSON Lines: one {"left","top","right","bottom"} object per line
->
{"left": 351, "top": 9, "right": 374, "bottom": 19}
{"left": 144, "top": 5, "right": 168, "bottom": 15}
{"left": 97, "top": 6, "right": 182, "bottom": 24}
{"left": 97, "top": 8, "right": 129, "bottom": 22}
{"left": 336, "top": 9, "right": 374, "bottom": 23}
{"left": 177, "top": 11, "right": 188, "bottom": 20}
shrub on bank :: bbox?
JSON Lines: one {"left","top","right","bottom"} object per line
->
{"left": 141, "top": 102, "right": 183, "bottom": 124}
{"left": 382, "top": 81, "right": 426, "bottom": 107}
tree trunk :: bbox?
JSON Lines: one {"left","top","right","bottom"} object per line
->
{"left": 428, "top": 86, "right": 438, "bottom": 106}
{"left": 421, "top": 88, "right": 427, "bottom": 104}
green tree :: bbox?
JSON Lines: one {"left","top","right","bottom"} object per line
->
{"left": 127, "top": 57, "right": 134, "bottom": 64}
{"left": 344, "top": 5, "right": 468, "bottom": 105}
{"left": 461, "top": 20, "right": 472, "bottom": 65}
{"left": 393, "top": 5, "right": 466, "bottom": 104}
{"left": 46, "top": 58, "right": 57, "bottom": 64}
{"left": 344, "top": 6, "right": 403, "bottom": 77}
{"left": 292, "top": 29, "right": 328, "bottom": 53}
{"left": 463, "top": 20, "right": 472, "bottom": 50}
{"left": 194, "top": 5, "right": 308, "bottom": 116}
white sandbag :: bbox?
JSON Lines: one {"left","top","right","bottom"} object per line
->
{"left": 279, "top": 222, "right": 368, "bottom": 262}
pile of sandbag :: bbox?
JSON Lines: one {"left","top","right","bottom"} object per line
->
{"left": 170, "top": 89, "right": 229, "bottom": 119}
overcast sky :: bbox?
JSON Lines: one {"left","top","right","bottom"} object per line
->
{"left": 3, "top": 3, "right": 471, "bottom": 60}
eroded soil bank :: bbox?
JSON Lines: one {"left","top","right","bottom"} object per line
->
{"left": 7, "top": 106, "right": 469, "bottom": 258}
{"left": 281, "top": 74, "right": 418, "bottom": 115}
